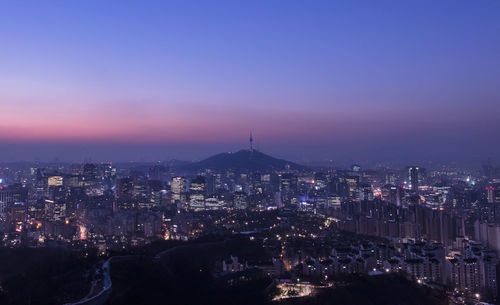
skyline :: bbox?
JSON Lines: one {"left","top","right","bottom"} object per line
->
{"left": 1, "top": 0, "right": 500, "bottom": 163}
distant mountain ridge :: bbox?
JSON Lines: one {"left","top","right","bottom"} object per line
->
{"left": 183, "top": 149, "right": 305, "bottom": 171}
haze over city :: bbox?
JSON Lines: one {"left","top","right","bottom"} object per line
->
{"left": 1, "top": 0, "right": 499, "bottom": 164}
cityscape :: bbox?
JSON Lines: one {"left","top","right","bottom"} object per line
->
{"left": 1, "top": 143, "right": 500, "bottom": 304}
{"left": 1, "top": 1, "right": 500, "bottom": 305}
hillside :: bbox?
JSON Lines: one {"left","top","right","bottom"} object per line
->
{"left": 183, "top": 150, "right": 305, "bottom": 172}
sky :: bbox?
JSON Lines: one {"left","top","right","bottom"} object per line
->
{"left": 0, "top": 1, "right": 499, "bottom": 164}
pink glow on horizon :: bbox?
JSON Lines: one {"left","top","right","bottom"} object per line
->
{"left": 1, "top": 93, "right": 497, "bottom": 145}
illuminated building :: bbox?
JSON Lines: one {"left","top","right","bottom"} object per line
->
{"left": 279, "top": 173, "right": 297, "bottom": 204}
{"left": 171, "top": 177, "right": 187, "bottom": 207}
{"left": 48, "top": 176, "right": 63, "bottom": 187}
{"left": 408, "top": 166, "right": 425, "bottom": 193}
{"left": 147, "top": 180, "right": 163, "bottom": 208}
{"left": 486, "top": 185, "right": 500, "bottom": 203}
{"left": 117, "top": 177, "right": 134, "bottom": 198}
{"left": 358, "top": 184, "right": 373, "bottom": 201}
{"left": 234, "top": 192, "right": 247, "bottom": 210}
{"left": 83, "top": 163, "right": 98, "bottom": 186}
{"left": 189, "top": 176, "right": 206, "bottom": 211}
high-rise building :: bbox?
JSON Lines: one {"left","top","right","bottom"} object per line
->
{"left": 408, "top": 166, "right": 424, "bottom": 193}
{"left": 251, "top": 173, "right": 263, "bottom": 194}
{"left": 0, "top": 184, "right": 28, "bottom": 205}
{"left": 280, "top": 173, "right": 297, "bottom": 204}
{"left": 83, "top": 163, "right": 98, "bottom": 186}
{"left": 189, "top": 176, "right": 206, "bottom": 211}
{"left": 147, "top": 180, "right": 163, "bottom": 208}
{"left": 117, "top": 177, "right": 134, "bottom": 198}
{"left": 171, "top": 177, "right": 187, "bottom": 207}
{"left": 486, "top": 185, "right": 500, "bottom": 203}
{"left": 234, "top": 192, "right": 247, "bottom": 210}
{"left": 205, "top": 174, "right": 216, "bottom": 195}
{"left": 313, "top": 172, "right": 327, "bottom": 190}
{"left": 358, "top": 184, "right": 373, "bottom": 201}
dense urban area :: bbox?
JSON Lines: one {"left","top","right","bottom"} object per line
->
{"left": 0, "top": 147, "right": 499, "bottom": 305}
{"left": 2, "top": 0, "right": 499, "bottom": 304}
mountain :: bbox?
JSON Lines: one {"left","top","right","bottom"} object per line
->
{"left": 183, "top": 149, "right": 305, "bottom": 171}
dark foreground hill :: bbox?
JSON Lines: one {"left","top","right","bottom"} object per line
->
{"left": 183, "top": 149, "right": 306, "bottom": 172}
{"left": 107, "top": 241, "right": 447, "bottom": 305}
{"left": 0, "top": 237, "right": 448, "bottom": 305}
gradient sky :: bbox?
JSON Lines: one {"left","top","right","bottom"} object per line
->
{"left": 1, "top": 1, "right": 499, "bottom": 164}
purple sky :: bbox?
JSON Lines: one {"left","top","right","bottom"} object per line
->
{"left": 0, "top": 1, "right": 499, "bottom": 164}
